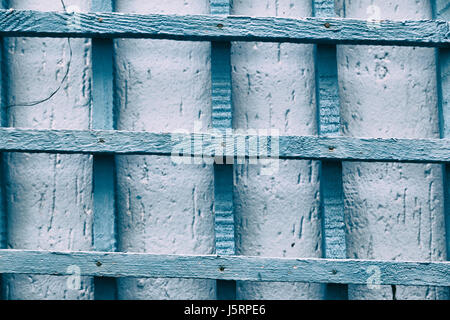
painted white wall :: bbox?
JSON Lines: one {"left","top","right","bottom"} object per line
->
{"left": 337, "top": 0, "right": 449, "bottom": 300}
{"left": 1, "top": 0, "right": 446, "bottom": 300}
{"left": 231, "top": 0, "right": 325, "bottom": 299}
{"left": 2, "top": 0, "right": 93, "bottom": 300}
{"left": 114, "top": 0, "right": 216, "bottom": 299}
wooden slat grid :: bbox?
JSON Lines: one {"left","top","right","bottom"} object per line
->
{"left": 210, "top": 0, "right": 236, "bottom": 300}
{"left": 91, "top": 0, "right": 116, "bottom": 300}
{"left": 0, "top": 2, "right": 447, "bottom": 295}
{"left": 313, "top": 0, "right": 347, "bottom": 300}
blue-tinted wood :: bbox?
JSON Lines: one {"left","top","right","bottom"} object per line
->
{"left": 210, "top": 0, "right": 230, "bottom": 15}
{"left": 211, "top": 42, "right": 233, "bottom": 130}
{"left": 93, "top": 155, "right": 116, "bottom": 300}
{"left": 211, "top": 0, "right": 235, "bottom": 300}
{"left": 92, "top": 155, "right": 116, "bottom": 252}
{"left": 0, "top": 249, "right": 449, "bottom": 286}
{"left": 0, "top": 0, "right": 4, "bottom": 300}
{"left": 214, "top": 164, "right": 235, "bottom": 299}
{"left": 0, "top": 1, "right": 4, "bottom": 251}
{"left": 434, "top": 0, "right": 450, "bottom": 274}
{"left": 92, "top": 38, "right": 114, "bottom": 131}
{"left": 0, "top": 10, "right": 447, "bottom": 47}
{"left": 315, "top": 45, "right": 340, "bottom": 136}
{"left": 320, "top": 163, "right": 345, "bottom": 258}
{"left": 313, "top": 0, "right": 336, "bottom": 17}
{"left": 214, "top": 165, "right": 234, "bottom": 255}
{"left": 314, "top": 0, "right": 347, "bottom": 300}
{"left": 320, "top": 162, "right": 347, "bottom": 300}
{"left": 91, "top": 0, "right": 116, "bottom": 301}
{"left": 439, "top": 49, "right": 450, "bottom": 139}
{"left": 0, "top": 128, "right": 450, "bottom": 163}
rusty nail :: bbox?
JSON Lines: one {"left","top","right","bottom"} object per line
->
{"left": 324, "top": 22, "right": 331, "bottom": 28}
{"left": 217, "top": 23, "right": 224, "bottom": 29}
{"left": 96, "top": 261, "right": 102, "bottom": 267}
{"left": 219, "top": 266, "right": 225, "bottom": 272}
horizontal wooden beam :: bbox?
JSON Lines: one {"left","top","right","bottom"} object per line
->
{"left": 0, "top": 249, "right": 448, "bottom": 287}
{"left": 0, "top": 9, "right": 447, "bottom": 47}
{"left": 0, "top": 128, "right": 449, "bottom": 163}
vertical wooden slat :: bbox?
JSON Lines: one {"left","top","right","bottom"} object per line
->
{"left": 434, "top": 0, "right": 450, "bottom": 270}
{"left": 210, "top": 0, "right": 235, "bottom": 300}
{"left": 313, "top": 0, "right": 348, "bottom": 300}
{"left": 210, "top": 0, "right": 230, "bottom": 15}
{"left": 91, "top": 0, "right": 116, "bottom": 300}
{"left": 0, "top": 0, "right": 4, "bottom": 300}
{"left": 0, "top": 0, "right": 4, "bottom": 249}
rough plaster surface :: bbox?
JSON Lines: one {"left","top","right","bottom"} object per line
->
{"left": 1, "top": 0, "right": 447, "bottom": 301}
{"left": 336, "top": 0, "right": 449, "bottom": 300}
{"left": 2, "top": 0, "right": 93, "bottom": 300}
{"left": 231, "top": 0, "right": 325, "bottom": 300}
{"left": 114, "top": 0, "right": 216, "bottom": 300}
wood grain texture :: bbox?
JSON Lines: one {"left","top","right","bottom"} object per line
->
{"left": 211, "top": 42, "right": 233, "bottom": 130}
{"left": 316, "top": 45, "right": 340, "bottom": 136}
{"left": 316, "top": 49, "right": 345, "bottom": 257}
{"left": 92, "top": 12, "right": 115, "bottom": 255}
{"left": 91, "top": 0, "right": 116, "bottom": 300}
{"left": 0, "top": 1, "right": 4, "bottom": 299}
{"left": 210, "top": 0, "right": 230, "bottom": 15}
{"left": 211, "top": 6, "right": 234, "bottom": 257}
{"left": 0, "top": 9, "right": 447, "bottom": 47}
{"left": 92, "top": 39, "right": 114, "bottom": 131}
{"left": 320, "top": 162, "right": 346, "bottom": 259}
{"left": 313, "top": 0, "right": 336, "bottom": 18}
{"left": 214, "top": 165, "right": 234, "bottom": 255}
{"left": 0, "top": 249, "right": 448, "bottom": 286}
{"left": 314, "top": 0, "right": 347, "bottom": 300}
{"left": 211, "top": 0, "right": 235, "bottom": 300}
{"left": 439, "top": 47, "right": 450, "bottom": 139}
{"left": 0, "top": 1, "right": 4, "bottom": 252}
{"left": 0, "top": 128, "right": 448, "bottom": 163}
